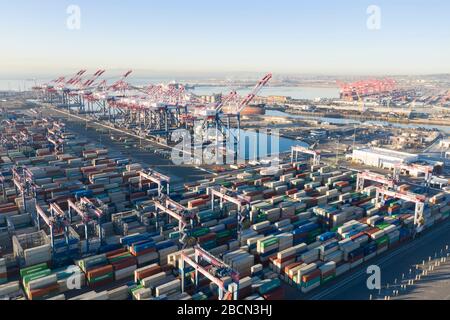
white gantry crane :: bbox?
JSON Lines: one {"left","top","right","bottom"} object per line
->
{"left": 67, "top": 197, "right": 107, "bottom": 253}
{"left": 207, "top": 186, "right": 249, "bottom": 241}
{"left": 138, "top": 169, "right": 171, "bottom": 197}
{"left": 153, "top": 196, "right": 197, "bottom": 248}
{"left": 375, "top": 187, "right": 427, "bottom": 234}
{"left": 393, "top": 163, "right": 434, "bottom": 189}
{"left": 291, "top": 146, "right": 321, "bottom": 167}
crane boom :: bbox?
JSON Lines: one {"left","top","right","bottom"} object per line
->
{"left": 224, "top": 73, "right": 272, "bottom": 115}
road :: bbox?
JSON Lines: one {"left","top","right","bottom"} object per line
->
{"left": 283, "top": 219, "right": 450, "bottom": 300}
{"left": 391, "top": 255, "right": 450, "bottom": 300}
{"left": 39, "top": 106, "right": 214, "bottom": 185}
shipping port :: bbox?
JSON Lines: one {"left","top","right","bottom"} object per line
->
{"left": 0, "top": 70, "right": 449, "bottom": 301}
{"left": 1, "top": 0, "right": 450, "bottom": 306}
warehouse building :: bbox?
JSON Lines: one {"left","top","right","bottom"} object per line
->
{"left": 352, "top": 147, "right": 419, "bottom": 169}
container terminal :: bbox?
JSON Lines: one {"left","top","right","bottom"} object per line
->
{"left": 0, "top": 70, "right": 449, "bottom": 301}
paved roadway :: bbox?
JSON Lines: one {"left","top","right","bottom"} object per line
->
{"left": 391, "top": 256, "right": 450, "bottom": 300}
{"left": 39, "top": 106, "right": 214, "bottom": 185}
{"left": 282, "top": 219, "right": 450, "bottom": 300}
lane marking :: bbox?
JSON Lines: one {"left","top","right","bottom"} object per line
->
{"left": 309, "top": 221, "right": 450, "bottom": 300}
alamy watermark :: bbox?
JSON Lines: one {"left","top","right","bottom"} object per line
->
{"left": 67, "top": 5, "right": 81, "bottom": 30}
{"left": 367, "top": 265, "right": 381, "bottom": 290}
{"left": 170, "top": 122, "right": 281, "bottom": 167}
{"left": 367, "top": 5, "right": 381, "bottom": 30}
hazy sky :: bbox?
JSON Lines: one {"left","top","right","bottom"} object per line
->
{"left": 1, "top": 0, "right": 450, "bottom": 78}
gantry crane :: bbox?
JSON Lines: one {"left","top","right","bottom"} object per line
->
{"left": 138, "top": 169, "right": 171, "bottom": 197}
{"left": 153, "top": 196, "right": 197, "bottom": 248}
{"left": 34, "top": 203, "right": 72, "bottom": 257}
{"left": 356, "top": 170, "right": 396, "bottom": 192}
{"left": 194, "top": 74, "right": 272, "bottom": 163}
{"left": 291, "top": 146, "right": 321, "bottom": 167}
{"left": 62, "top": 69, "right": 106, "bottom": 111}
{"left": 46, "top": 121, "right": 68, "bottom": 154}
{"left": 207, "top": 186, "right": 249, "bottom": 241}
{"left": 90, "top": 70, "right": 134, "bottom": 121}
{"left": 58, "top": 70, "right": 88, "bottom": 106}
{"left": 69, "top": 69, "right": 107, "bottom": 113}
{"left": 12, "top": 166, "right": 38, "bottom": 213}
{"left": 67, "top": 197, "right": 107, "bottom": 253}
{"left": 101, "top": 77, "right": 188, "bottom": 140}
{"left": 180, "top": 245, "right": 240, "bottom": 300}
{"left": 337, "top": 78, "right": 397, "bottom": 102}
{"left": 393, "top": 163, "right": 434, "bottom": 189}
{"left": 375, "top": 187, "right": 427, "bottom": 233}
{"left": 223, "top": 73, "right": 272, "bottom": 143}
{"left": 35, "top": 70, "right": 87, "bottom": 104}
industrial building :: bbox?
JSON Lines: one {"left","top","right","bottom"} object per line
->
{"left": 352, "top": 147, "right": 419, "bottom": 169}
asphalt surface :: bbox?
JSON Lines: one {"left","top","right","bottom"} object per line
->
{"left": 391, "top": 255, "right": 450, "bottom": 300}
{"left": 282, "top": 219, "right": 450, "bottom": 300}
{"left": 39, "top": 106, "right": 212, "bottom": 185}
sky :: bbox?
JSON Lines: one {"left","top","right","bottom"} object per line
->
{"left": 0, "top": 0, "right": 450, "bottom": 79}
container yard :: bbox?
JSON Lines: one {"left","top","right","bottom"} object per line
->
{"left": 0, "top": 104, "right": 448, "bottom": 301}
{"left": 2, "top": 1, "right": 450, "bottom": 308}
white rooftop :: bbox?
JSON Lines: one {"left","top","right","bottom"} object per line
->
{"left": 356, "top": 147, "right": 417, "bottom": 160}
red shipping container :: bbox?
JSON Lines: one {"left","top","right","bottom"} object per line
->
{"left": 87, "top": 265, "right": 113, "bottom": 279}
{"left": 198, "top": 233, "right": 216, "bottom": 243}
{"left": 286, "top": 189, "right": 298, "bottom": 196}
{"left": 302, "top": 269, "right": 321, "bottom": 283}
{"left": 263, "top": 287, "right": 284, "bottom": 300}
{"left": 106, "top": 248, "right": 127, "bottom": 258}
{"left": 28, "top": 283, "right": 60, "bottom": 300}
{"left": 135, "top": 265, "right": 162, "bottom": 281}
{"left": 111, "top": 258, "right": 137, "bottom": 271}
{"left": 130, "top": 247, "right": 156, "bottom": 257}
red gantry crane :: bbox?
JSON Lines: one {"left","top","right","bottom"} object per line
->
{"left": 356, "top": 170, "right": 396, "bottom": 192}
{"left": 393, "top": 163, "right": 434, "bottom": 189}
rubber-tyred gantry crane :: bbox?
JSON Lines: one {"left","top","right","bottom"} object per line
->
{"left": 34, "top": 203, "right": 72, "bottom": 256}
{"left": 180, "top": 245, "right": 240, "bottom": 300}
{"left": 207, "top": 186, "right": 249, "bottom": 241}
{"left": 375, "top": 187, "right": 427, "bottom": 234}
{"left": 138, "top": 169, "right": 171, "bottom": 197}
{"left": 153, "top": 196, "right": 197, "bottom": 248}
{"left": 356, "top": 170, "right": 396, "bottom": 192}
{"left": 393, "top": 163, "right": 434, "bottom": 189}
{"left": 291, "top": 146, "right": 321, "bottom": 167}
{"left": 67, "top": 197, "right": 107, "bottom": 253}
{"left": 12, "top": 166, "right": 38, "bottom": 213}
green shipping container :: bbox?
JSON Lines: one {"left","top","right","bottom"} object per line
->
{"left": 23, "top": 269, "right": 52, "bottom": 286}
{"left": 321, "top": 274, "right": 336, "bottom": 284}
{"left": 20, "top": 263, "right": 48, "bottom": 278}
